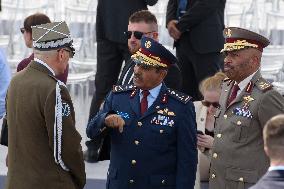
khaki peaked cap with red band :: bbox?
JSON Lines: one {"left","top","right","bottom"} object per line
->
{"left": 131, "top": 36, "right": 177, "bottom": 68}
{"left": 221, "top": 27, "right": 270, "bottom": 53}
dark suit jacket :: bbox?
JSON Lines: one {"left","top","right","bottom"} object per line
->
{"left": 166, "top": 0, "right": 226, "bottom": 54}
{"left": 87, "top": 83, "right": 197, "bottom": 189}
{"left": 96, "top": 0, "right": 158, "bottom": 44}
{"left": 249, "top": 170, "right": 284, "bottom": 189}
{"left": 117, "top": 59, "right": 183, "bottom": 91}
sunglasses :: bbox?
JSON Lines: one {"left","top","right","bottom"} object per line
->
{"left": 201, "top": 100, "right": 220, "bottom": 108}
{"left": 20, "top": 27, "right": 25, "bottom": 34}
{"left": 124, "top": 31, "right": 155, "bottom": 40}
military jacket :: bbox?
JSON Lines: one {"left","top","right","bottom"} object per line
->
{"left": 209, "top": 71, "right": 284, "bottom": 189}
{"left": 87, "top": 83, "right": 197, "bottom": 189}
{"left": 5, "top": 61, "right": 85, "bottom": 189}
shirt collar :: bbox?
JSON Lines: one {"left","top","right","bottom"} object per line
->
{"left": 268, "top": 165, "right": 284, "bottom": 171}
{"left": 237, "top": 69, "right": 258, "bottom": 91}
{"left": 139, "top": 83, "right": 162, "bottom": 99}
{"left": 34, "top": 58, "right": 55, "bottom": 76}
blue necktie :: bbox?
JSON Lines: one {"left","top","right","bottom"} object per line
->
{"left": 177, "top": 0, "right": 188, "bottom": 19}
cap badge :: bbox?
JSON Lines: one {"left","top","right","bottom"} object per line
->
{"left": 225, "top": 28, "right": 232, "bottom": 37}
{"left": 145, "top": 40, "right": 151, "bottom": 48}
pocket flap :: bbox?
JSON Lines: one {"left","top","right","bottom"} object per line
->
{"left": 225, "top": 167, "right": 258, "bottom": 183}
{"left": 150, "top": 174, "right": 175, "bottom": 186}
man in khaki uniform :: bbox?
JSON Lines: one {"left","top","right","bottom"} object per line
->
{"left": 5, "top": 21, "right": 86, "bottom": 189}
{"left": 209, "top": 27, "right": 284, "bottom": 189}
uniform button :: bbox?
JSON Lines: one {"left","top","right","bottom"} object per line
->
{"left": 137, "top": 122, "right": 142, "bottom": 127}
{"left": 217, "top": 134, "right": 222, "bottom": 138}
{"left": 160, "top": 130, "right": 164, "bottom": 134}
{"left": 211, "top": 174, "right": 216, "bottom": 179}
{"left": 213, "top": 153, "right": 218, "bottom": 158}
{"left": 237, "top": 121, "right": 242, "bottom": 126}
{"left": 134, "top": 140, "right": 139, "bottom": 145}
{"left": 161, "top": 179, "right": 166, "bottom": 184}
{"left": 239, "top": 177, "right": 244, "bottom": 182}
{"left": 224, "top": 114, "right": 227, "bottom": 119}
{"left": 225, "top": 89, "right": 228, "bottom": 92}
{"left": 131, "top": 160, "right": 136, "bottom": 165}
{"left": 129, "top": 179, "right": 134, "bottom": 184}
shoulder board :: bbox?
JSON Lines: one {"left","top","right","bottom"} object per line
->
{"left": 255, "top": 78, "right": 273, "bottom": 92}
{"left": 167, "top": 88, "right": 192, "bottom": 104}
{"left": 112, "top": 84, "right": 136, "bottom": 93}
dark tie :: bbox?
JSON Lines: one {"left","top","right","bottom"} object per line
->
{"left": 227, "top": 84, "right": 240, "bottom": 106}
{"left": 177, "top": 0, "right": 188, "bottom": 19}
{"left": 140, "top": 90, "right": 150, "bottom": 115}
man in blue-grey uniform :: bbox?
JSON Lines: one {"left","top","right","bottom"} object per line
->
{"left": 87, "top": 36, "right": 197, "bottom": 189}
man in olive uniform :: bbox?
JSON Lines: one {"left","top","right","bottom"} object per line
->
{"left": 5, "top": 21, "right": 86, "bottom": 189}
{"left": 209, "top": 27, "right": 284, "bottom": 189}
{"left": 87, "top": 36, "right": 197, "bottom": 189}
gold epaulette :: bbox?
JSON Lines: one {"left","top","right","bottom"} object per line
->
{"left": 112, "top": 84, "right": 136, "bottom": 93}
{"left": 223, "top": 77, "right": 231, "bottom": 82}
{"left": 256, "top": 78, "right": 273, "bottom": 92}
{"left": 167, "top": 88, "right": 192, "bottom": 104}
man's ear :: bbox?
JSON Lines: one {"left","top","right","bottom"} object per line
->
{"left": 264, "top": 146, "right": 270, "bottom": 157}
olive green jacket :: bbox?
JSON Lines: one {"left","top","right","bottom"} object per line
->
{"left": 209, "top": 71, "right": 284, "bottom": 189}
{"left": 5, "top": 61, "right": 85, "bottom": 189}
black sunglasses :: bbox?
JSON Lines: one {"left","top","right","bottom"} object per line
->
{"left": 124, "top": 31, "right": 154, "bottom": 40}
{"left": 20, "top": 27, "right": 25, "bottom": 34}
{"left": 201, "top": 100, "right": 220, "bottom": 108}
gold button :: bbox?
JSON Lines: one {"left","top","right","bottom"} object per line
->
{"left": 129, "top": 179, "right": 134, "bottom": 183}
{"left": 160, "top": 130, "right": 164, "bottom": 134}
{"left": 131, "top": 160, "right": 136, "bottom": 165}
{"left": 217, "top": 134, "right": 222, "bottom": 138}
{"left": 161, "top": 179, "right": 166, "bottom": 184}
{"left": 239, "top": 177, "right": 244, "bottom": 182}
{"left": 237, "top": 121, "right": 242, "bottom": 125}
{"left": 211, "top": 174, "right": 216, "bottom": 179}
{"left": 134, "top": 140, "right": 139, "bottom": 145}
{"left": 137, "top": 122, "right": 142, "bottom": 127}
{"left": 213, "top": 153, "right": 218, "bottom": 158}
{"left": 224, "top": 114, "right": 227, "bottom": 119}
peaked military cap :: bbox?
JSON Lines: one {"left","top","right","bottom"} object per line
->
{"left": 221, "top": 27, "right": 270, "bottom": 52}
{"left": 131, "top": 36, "right": 177, "bottom": 68}
{"left": 32, "top": 21, "right": 75, "bottom": 57}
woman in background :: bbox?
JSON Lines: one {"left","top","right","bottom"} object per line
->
{"left": 194, "top": 71, "right": 226, "bottom": 188}
{"left": 18, "top": 13, "right": 68, "bottom": 83}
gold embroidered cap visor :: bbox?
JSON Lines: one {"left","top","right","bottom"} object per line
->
{"left": 221, "top": 27, "right": 270, "bottom": 53}
{"left": 131, "top": 36, "right": 177, "bottom": 68}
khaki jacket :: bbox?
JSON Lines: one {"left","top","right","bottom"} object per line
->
{"left": 5, "top": 61, "right": 85, "bottom": 189}
{"left": 209, "top": 71, "right": 284, "bottom": 189}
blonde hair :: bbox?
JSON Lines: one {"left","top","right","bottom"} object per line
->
{"left": 199, "top": 72, "right": 227, "bottom": 95}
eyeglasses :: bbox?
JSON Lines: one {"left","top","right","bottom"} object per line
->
{"left": 20, "top": 27, "right": 26, "bottom": 34}
{"left": 124, "top": 31, "right": 155, "bottom": 40}
{"left": 57, "top": 48, "right": 73, "bottom": 58}
{"left": 201, "top": 100, "right": 220, "bottom": 108}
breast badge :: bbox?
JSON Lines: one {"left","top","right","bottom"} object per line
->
{"left": 151, "top": 108, "right": 175, "bottom": 126}
{"left": 232, "top": 95, "right": 254, "bottom": 118}
{"left": 116, "top": 111, "right": 130, "bottom": 119}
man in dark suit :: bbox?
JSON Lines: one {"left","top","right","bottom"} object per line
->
{"left": 85, "top": 0, "right": 158, "bottom": 162}
{"left": 249, "top": 114, "right": 284, "bottom": 189}
{"left": 87, "top": 36, "right": 197, "bottom": 189}
{"left": 166, "top": 0, "right": 226, "bottom": 101}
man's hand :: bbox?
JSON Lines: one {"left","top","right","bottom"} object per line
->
{"left": 167, "top": 20, "right": 182, "bottom": 41}
{"left": 105, "top": 114, "right": 125, "bottom": 133}
{"left": 197, "top": 134, "right": 214, "bottom": 149}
